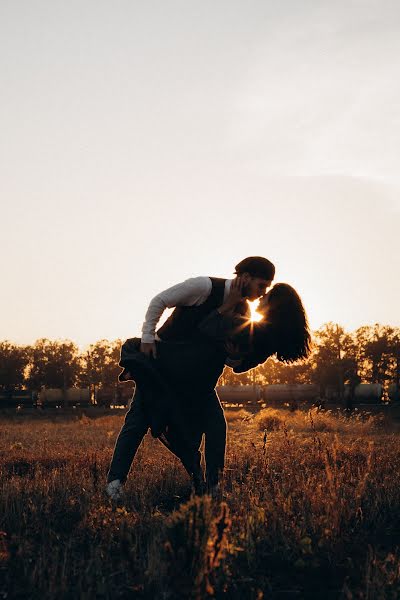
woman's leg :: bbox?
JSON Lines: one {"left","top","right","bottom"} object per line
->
{"left": 178, "top": 436, "right": 204, "bottom": 494}
{"left": 107, "top": 386, "right": 150, "bottom": 484}
{"left": 203, "top": 390, "right": 227, "bottom": 488}
{"left": 159, "top": 410, "right": 205, "bottom": 493}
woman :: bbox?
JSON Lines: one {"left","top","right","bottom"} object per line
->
{"left": 116, "top": 280, "right": 311, "bottom": 493}
{"left": 210, "top": 281, "right": 313, "bottom": 372}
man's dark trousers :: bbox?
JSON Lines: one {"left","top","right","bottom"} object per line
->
{"left": 107, "top": 386, "right": 226, "bottom": 486}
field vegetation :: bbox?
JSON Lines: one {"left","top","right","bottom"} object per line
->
{"left": 1, "top": 408, "right": 400, "bottom": 599}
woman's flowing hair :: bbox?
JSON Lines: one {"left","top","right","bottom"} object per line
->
{"left": 262, "top": 283, "right": 312, "bottom": 363}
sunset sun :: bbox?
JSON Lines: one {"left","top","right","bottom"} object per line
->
{"left": 248, "top": 299, "right": 263, "bottom": 322}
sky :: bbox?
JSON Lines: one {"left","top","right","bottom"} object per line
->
{"left": 1, "top": 0, "right": 400, "bottom": 347}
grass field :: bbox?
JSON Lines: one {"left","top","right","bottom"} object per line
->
{"left": 1, "top": 407, "right": 400, "bottom": 599}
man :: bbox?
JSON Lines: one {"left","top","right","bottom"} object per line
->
{"left": 106, "top": 256, "right": 275, "bottom": 500}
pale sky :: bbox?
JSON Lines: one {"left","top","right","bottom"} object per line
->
{"left": 1, "top": 1, "right": 399, "bottom": 347}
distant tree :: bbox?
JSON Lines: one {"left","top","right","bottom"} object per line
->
{"left": 26, "top": 339, "right": 81, "bottom": 395}
{"left": 2, "top": 321, "right": 397, "bottom": 405}
{"left": 311, "top": 323, "right": 358, "bottom": 402}
{"left": 217, "top": 353, "right": 313, "bottom": 387}
{"left": 389, "top": 327, "right": 400, "bottom": 400}
{"left": 255, "top": 358, "right": 313, "bottom": 385}
{"left": 80, "top": 339, "right": 122, "bottom": 398}
{"left": 218, "top": 365, "right": 254, "bottom": 386}
{"left": 0, "top": 341, "right": 29, "bottom": 393}
{"left": 354, "top": 325, "right": 395, "bottom": 385}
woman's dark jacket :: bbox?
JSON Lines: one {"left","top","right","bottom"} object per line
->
{"left": 118, "top": 334, "right": 227, "bottom": 470}
{"left": 118, "top": 310, "right": 277, "bottom": 467}
{"left": 118, "top": 335, "right": 226, "bottom": 435}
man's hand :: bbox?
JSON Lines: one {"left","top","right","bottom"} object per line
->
{"left": 218, "top": 277, "right": 247, "bottom": 316}
{"left": 140, "top": 341, "right": 157, "bottom": 359}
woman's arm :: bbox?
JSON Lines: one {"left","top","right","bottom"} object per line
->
{"left": 198, "top": 309, "right": 236, "bottom": 341}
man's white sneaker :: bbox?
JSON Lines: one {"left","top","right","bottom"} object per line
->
{"left": 105, "top": 479, "right": 123, "bottom": 500}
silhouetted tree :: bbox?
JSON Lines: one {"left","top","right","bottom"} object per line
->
{"left": 2, "top": 321, "right": 398, "bottom": 406}
{"left": 26, "top": 339, "right": 81, "bottom": 404}
{"left": 256, "top": 358, "right": 313, "bottom": 385}
{"left": 80, "top": 339, "right": 122, "bottom": 401}
{"left": 218, "top": 351, "right": 313, "bottom": 386}
{"left": 354, "top": 325, "right": 395, "bottom": 386}
{"left": 311, "top": 323, "right": 358, "bottom": 404}
{"left": 0, "top": 341, "right": 29, "bottom": 394}
{"left": 390, "top": 327, "right": 400, "bottom": 400}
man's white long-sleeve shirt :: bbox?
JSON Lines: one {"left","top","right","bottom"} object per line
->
{"left": 141, "top": 277, "right": 233, "bottom": 343}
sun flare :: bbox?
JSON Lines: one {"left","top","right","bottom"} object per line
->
{"left": 248, "top": 299, "right": 263, "bottom": 322}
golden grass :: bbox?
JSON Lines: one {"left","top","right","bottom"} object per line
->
{"left": 1, "top": 409, "right": 400, "bottom": 599}
{"left": 254, "top": 406, "right": 387, "bottom": 434}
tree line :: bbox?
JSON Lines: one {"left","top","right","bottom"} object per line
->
{"left": 220, "top": 323, "right": 400, "bottom": 397}
{"left": 0, "top": 339, "right": 121, "bottom": 396}
{"left": 1, "top": 323, "right": 400, "bottom": 397}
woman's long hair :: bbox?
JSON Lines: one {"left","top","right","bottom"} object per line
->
{"left": 257, "top": 283, "right": 312, "bottom": 363}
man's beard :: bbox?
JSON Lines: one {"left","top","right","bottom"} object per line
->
{"left": 242, "top": 283, "right": 251, "bottom": 298}
{"left": 243, "top": 283, "right": 259, "bottom": 301}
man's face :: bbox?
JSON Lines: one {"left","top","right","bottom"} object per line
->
{"left": 243, "top": 275, "right": 272, "bottom": 301}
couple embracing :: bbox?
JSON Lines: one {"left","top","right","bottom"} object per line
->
{"left": 106, "top": 256, "right": 311, "bottom": 500}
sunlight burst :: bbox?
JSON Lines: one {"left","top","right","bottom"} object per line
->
{"left": 248, "top": 299, "right": 263, "bottom": 322}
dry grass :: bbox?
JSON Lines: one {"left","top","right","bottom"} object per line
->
{"left": 1, "top": 409, "right": 400, "bottom": 599}
{"left": 254, "top": 406, "right": 387, "bottom": 434}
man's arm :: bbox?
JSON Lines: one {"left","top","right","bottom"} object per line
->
{"left": 140, "top": 277, "right": 212, "bottom": 356}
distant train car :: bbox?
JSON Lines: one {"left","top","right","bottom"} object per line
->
{"left": 388, "top": 383, "right": 400, "bottom": 403}
{"left": 216, "top": 385, "right": 263, "bottom": 406}
{"left": 325, "top": 384, "right": 383, "bottom": 404}
{"left": 217, "top": 383, "right": 384, "bottom": 409}
{"left": 352, "top": 383, "right": 383, "bottom": 404}
{"left": 96, "top": 384, "right": 133, "bottom": 408}
{"left": 95, "top": 387, "right": 114, "bottom": 408}
{"left": 262, "top": 384, "right": 319, "bottom": 405}
{"left": 0, "top": 389, "right": 35, "bottom": 409}
{"left": 39, "top": 388, "right": 91, "bottom": 408}
{"left": 217, "top": 384, "right": 320, "bottom": 409}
